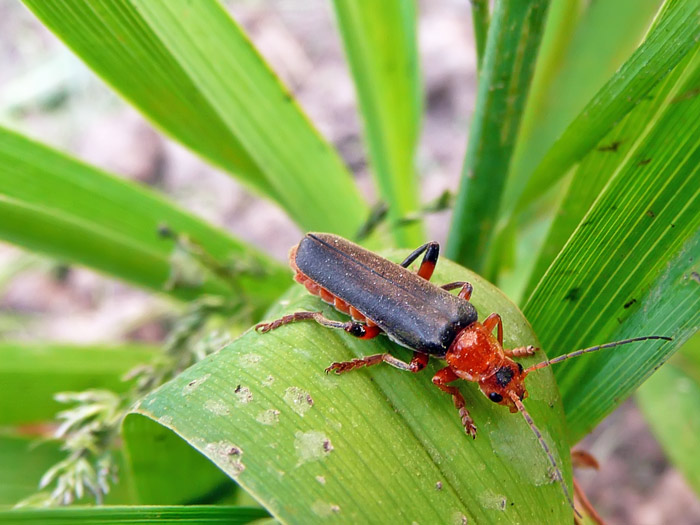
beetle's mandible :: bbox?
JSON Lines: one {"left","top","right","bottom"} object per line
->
{"left": 255, "top": 232, "right": 671, "bottom": 511}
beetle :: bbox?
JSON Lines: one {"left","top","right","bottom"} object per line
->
{"left": 256, "top": 232, "right": 671, "bottom": 510}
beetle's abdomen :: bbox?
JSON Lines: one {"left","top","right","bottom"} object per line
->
{"left": 291, "top": 233, "right": 478, "bottom": 357}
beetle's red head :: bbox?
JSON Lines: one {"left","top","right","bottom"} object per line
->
{"left": 477, "top": 359, "right": 528, "bottom": 413}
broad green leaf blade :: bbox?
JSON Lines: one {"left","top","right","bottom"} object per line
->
{"left": 124, "top": 256, "right": 571, "bottom": 523}
{"left": 0, "top": 343, "right": 157, "bottom": 425}
{"left": 523, "top": 67, "right": 700, "bottom": 440}
{"left": 332, "top": 0, "right": 423, "bottom": 247}
{"left": 0, "top": 128, "right": 288, "bottom": 310}
{"left": 0, "top": 506, "right": 268, "bottom": 525}
{"left": 502, "top": 1, "right": 700, "bottom": 218}
{"left": 522, "top": 41, "right": 700, "bottom": 300}
{"left": 447, "top": 0, "right": 551, "bottom": 270}
{"left": 0, "top": 434, "right": 134, "bottom": 505}
{"left": 23, "top": 0, "right": 368, "bottom": 236}
{"left": 637, "top": 333, "right": 700, "bottom": 496}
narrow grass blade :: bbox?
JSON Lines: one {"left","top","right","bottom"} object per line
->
{"left": 637, "top": 333, "right": 700, "bottom": 497}
{"left": 522, "top": 42, "right": 700, "bottom": 300}
{"left": 471, "top": 0, "right": 490, "bottom": 71}
{"left": 0, "top": 128, "right": 288, "bottom": 310}
{"left": 332, "top": 0, "right": 424, "bottom": 247}
{"left": 23, "top": 0, "right": 368, "bottom": 236}
{"left": 0, "top": 506, "right": 268, "bottom": 525}
{"left": 523, "top": 68, "right": 700, "bottom": 440}
{"left": 124, "top": 256, "right": 571, "bottom": 523}
{"left": 0, "top": 343, "right": 157, "bottom": 425}
{"left": 447, "top": 0, "right": 551, "bottom": 270}
{"left": 502, "top": 1, "right": 700, "bottom": 217}
{"left": 513, "top": 0, "right": 662, "bottom": 195}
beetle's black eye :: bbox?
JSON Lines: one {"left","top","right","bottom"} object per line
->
{"left": 517, "top": 362, "right": 524, "bottom": 373}
{"left": 489, "top": 392, "right": 503, "bottom": 403}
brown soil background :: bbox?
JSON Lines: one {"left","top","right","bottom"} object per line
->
{"left": 1, "top": 1, "right": 698, "bottom": 523}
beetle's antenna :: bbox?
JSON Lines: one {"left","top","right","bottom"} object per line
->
{"left": 509, "top": 392, "right": 580, "bottom": 518}
{"left": 524, "top": 336, "right": 672, "bottom": 374}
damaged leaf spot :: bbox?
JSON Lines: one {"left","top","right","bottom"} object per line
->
{"left": 205, "top": 441, "right": 245, "bottom": 476}
{"left": 624, "top": 298, "right": 637, "bottom": 309}
{"left": 234, "top": 385, "right": 253, "bottom": 404}
{"left": 256, "top": 409, "right": 280, "bottom": 425}
{"left": 564, "top": 287, "right": 580, "bottom": 302}
{"left": 204, "top": 399, "right": 230, "bottom": 416}
{"left": 597, "top": 140, "right": 621, "bottom": 152}
{"left": 294, "top": 431, "right": 333, "bottom": 465}
{"left": 183, "top": 373, "right": 211, "bottom": 395}
{"left": 238, "top": 353, "right": 262, "bottom": 367}
{"left": 311, "top": 500, "right": 341, "bottom": 517}
{"left": 262, "top": 375, "right": 275, "bottom": 387}
{"left": 284, "top": 386, "right": 314, "bottom": 416}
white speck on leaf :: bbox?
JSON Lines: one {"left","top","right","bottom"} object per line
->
{"left": 262, "top": 375, "right": 275, "bottom": 387}
{"left": 316, "top": 475, "right": 326, "bottom": 485}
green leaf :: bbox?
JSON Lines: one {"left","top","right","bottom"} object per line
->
{"left": 447, "top": 0, "right": 551, "bottom": 270}
{"left": 124, "top": 255, "right": 571, "bottom": 523}
{"left": 0, "top": 435, "right": 64, "bottom": 505}
{"left": 0, "top": 343, "right": 157, "bottom": 425}
{"left": 23, "top": 0, "right": 368, "bottom": 236}
{"left": 637, "top": 333, "right": 700, "bottom": 496}
{"left": 0, "top": 434, "right": 135, "bottom": 506}
{"left": 123, "top": 416, "right": 238, "bottom": 505}
{"left": 514, "top": 0, "right": 663, "bottom": 193}
{"left": 501, "top": 1, "right": 700, "bottom": 218}
{"left": 523, "top": 43, "right": 700, "bottom": 299}
{"left": 332, "top": 0, "right": 424, "bottom": 247}
{"left": 523, "top": 89, "right": 700, "bottom": 442}
{"left": 0, "top": 506, "right": 268, "bottom": 525}
{"left": 0, "top": 127, "right": 288, "bottom": 309}
{"left": 470, "top": 0, "right": 490, "bottom": 72}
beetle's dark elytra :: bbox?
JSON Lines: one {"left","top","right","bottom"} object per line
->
{"left": 294, "top": 233, "right": 478, "bottom": 356}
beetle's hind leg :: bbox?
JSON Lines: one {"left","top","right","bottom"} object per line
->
{"left": 255, "top": 311, "right": 382, "bottom": 340}
{"left": 326, "top": 351, "right": 429, "bottom": 375}
{"left": 400, "top": 241, "right": 440, "bottom": 280}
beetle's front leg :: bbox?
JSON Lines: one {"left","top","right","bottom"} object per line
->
{"left": 432, "top": 366, "right": 477, "bottom": 438}
{"left": 326, "top": 351, "right": 429, "bottom": 375}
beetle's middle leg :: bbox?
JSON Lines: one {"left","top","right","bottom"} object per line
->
{"left": 400, "top": 241, "right": 440, "bottom": 280}
{"left": 432, "top": 366, "right": 477, "bottom": 438}
{"left": 255, "top": 311, "right": 381, "bottom": 340}
{"left": 482, "top": 312, "right": 538, "bottom": 357}
{"left": 326, "top": 351, "right": 429, "bottom": 375}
